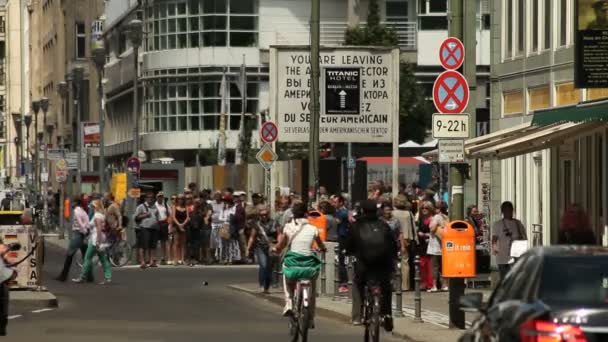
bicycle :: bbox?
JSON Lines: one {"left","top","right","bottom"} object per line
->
{"left": 288, "top": 278, "right": 313, "bottom": 342}
{"left": 363, "top": 281, "right": 383, "bottom": 342}
{"left": 77, "top": 230, "right": 132, "bottom": 268}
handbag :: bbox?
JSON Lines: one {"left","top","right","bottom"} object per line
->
{"left": 508, "top": 220, "right": 529, "bottom": 258}
{"left": 219, "top": 223, "right": 231, "bottom": 240}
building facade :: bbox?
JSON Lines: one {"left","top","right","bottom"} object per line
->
{"left": 28, "top": 0, "right": 105, "bottom": 191}
{"left": 102, "top": 0, "right": 491, "bottom": 172}
{"left": 474, "top": 0, "right": 607, "bottom": 246}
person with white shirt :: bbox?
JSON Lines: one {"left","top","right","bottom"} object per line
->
{"left": 73, "top": 200, "right": 112, "bottom": 285}
{"left": 155, "top": 192, "right": 171, "bottom": 265}
{"left": 56, "top": 197, "right": 91, "bottom": 282}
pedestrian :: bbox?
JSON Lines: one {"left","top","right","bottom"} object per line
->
{"left": 466, "top": 205, "right": 484, "bottom": 243}
{"left": 252, "top": 193, "right": 264, "bottom": 206}
{"left": 167, "top": 195, "right": 177, "bottom": 265}
{"left": 245, "top": 206, "right": 272, "bottom": 293}
{"left": 417, "top": 201, "right": 433, "bottom": 290}
{"left": 0, "top": 241, "right": 18, "bottom": 336}
{"left": 274, "top": 195, "right": 290, "bottom": 228}
{"left": 73, "top": 200, "right": 112, "bottom": 285}
{"left": 172, "top": 194, "right": 189, "bottom": 266}
{"left": 428, "top": 201, "right": 448, "bottom": 292}
{"left": 333, "top": 195, "right": 350, "bottom": 293}
{"left": 155, "top": 192, "right": 171, "bottom": 265}
{"left": 256, "top": 204, "right": 280, "bottom": 287}
{"left": 319, "top": 200, "right": 337, "bottom": 242}
{"left": 134, "top": 192, "right": 161, "bottom": 269}
{"left": 56, "top": 197, "right": 90, "bottom": 282}
{"left": 187, "top": 199, "right": 205, "bottom": 266}
{"left": 380, "top": 202, "right": 403, "bottom": 248}
{"left": 558, "top": 203, "right": 597, "bottom": 245}
{"left": 392, "top": 195, "right": 416, "bottom": 291}
{"left": 217, "top": 194, "right": 241, "bottom": 264}
{"left": 200, "top": 200, "right": 213, "bottom": 264}
{"left": 209, "top": 191, "right": 223, "bottom": 264}
{"left": 234, "top": 193, "right": 247, "bottom": 261}
{"left": 491, "top": 201, "right": 527, "bottom": 281}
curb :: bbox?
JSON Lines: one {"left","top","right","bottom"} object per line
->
{"left": 227, "top": 285, "right": 418, "bottom": 341}
{"left": 9, "top": 291, "right": 59, "bottom": 313}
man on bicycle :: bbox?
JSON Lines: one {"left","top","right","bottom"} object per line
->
{"left": 346, "top": 200, "right": 398, "bottom": 332}
{"left": 272, "top": 201, "right": 326, "bottom": 327}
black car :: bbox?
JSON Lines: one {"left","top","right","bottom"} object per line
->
{"left": 459, "top": 246, "right": 608, "bottom": 342}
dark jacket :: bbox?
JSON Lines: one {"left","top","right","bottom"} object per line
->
{"left": 346, "top": 217, "right": 398, "bottom": 274}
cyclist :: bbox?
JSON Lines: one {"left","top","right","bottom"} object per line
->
{"left": 346, "top": 200, "right": 398, "bottom": 332}
{"left": 272, "top": 201, "right": 326, "bottom": 327}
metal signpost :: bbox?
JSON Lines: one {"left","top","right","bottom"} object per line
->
{"left": 256, "top": 124, "right": 278, "bottom": 203}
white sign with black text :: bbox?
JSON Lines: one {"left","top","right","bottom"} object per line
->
{"left": 432, "top": 114, "right": 470, "bottom": 139}
{"left": 438, "top": 140, "right": 466, "bottom": 164}
{"left": 271, "top": 47, "right": 400, "bottom": 143}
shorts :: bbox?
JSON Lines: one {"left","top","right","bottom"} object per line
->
{"left": 158, "top": 222, "right": 169, "bottom": 242}
{"left": 136, "top": 229, "right": 159, "bottom": 250}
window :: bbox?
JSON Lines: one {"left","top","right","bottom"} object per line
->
{"left": 540, "top": 256, "right": 608, "bottom": 306}
{"left": 587, "top": 88, "right": 608, "bottom": 101}
{"left": 503, "top": 90, "right": 524, "bottom": 116}
{"left": 145, "top": 74, "right": 259, "bottom": 132}
{"left": 505, "top": 0, "right": 513, "bottom": 58}
{"left": 76, "top": 22, "right": 86, "bottom": 59}
{"left": 543, "top": 0, "right": 551, "bottom": 50}
{"left": 386, "top": 0, "right": 408, "bottom": 21}
{"left": 556, "top": 82, "right": 580, "bottom": 106}
{"left": 147, "top": 0, "right": 257, "bottom": 50}
{"left": 517, "top": 0, "right": 524, "bottom": 54}
{"left": 528, "top": 86, "right": 550, "bottom": 111}
{"left": 559, "top": 0, "right": 569, "bottom": 47}
{"left": 419, "top": 0, "right": 447, "bottom": 30}
{"left": 531, "top": 0, "right": 539, "bottom": 53}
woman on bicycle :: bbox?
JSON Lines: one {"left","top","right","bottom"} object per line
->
{"left": 272, "top": 201, "right": 326, "bottom": 324}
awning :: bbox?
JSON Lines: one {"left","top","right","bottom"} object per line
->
{"left": 532, "top": 100, "right": 608, "bottom": 126}
{"left": 466, "top": 121, "right": 601, "bottom": 160}
{"left": 358, "top": 157, "right": 431, "bottom": 165}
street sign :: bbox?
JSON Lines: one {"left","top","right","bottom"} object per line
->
{"left": 40, "top": 172, "right": 49, "bottom": 182}
{"left": 56, "top": 159, "right": 67, "bottom": 171}
{"left": 83, "top": 122, "right": 101, "bottom": 148}
{"left": 439, "top": 37, "right": 465, "bottom": 70}
{"left": 260, "top": 121, "right": 279, "bottom": 143}
{"left": 273, "top": 47, "right": 399, "bottom": 143}
{"left": 65, "top": 153, "right": 79, "bottom": 170}
{"left": 324, "top": 67, "right": 360, "bottom": 115}
{"left": 433, "top": 70, "right": 470, "bottom": 114}
{"left": 47, "top": 148, "right": 65, "bottom": 161}
{"left": 432, "top": 114, "right": 470, "bottom": 139}
{"left": 127, "top": 157, "right": 141, "bottom": 175}
{"left": 256, "top": 143, "right": 278, "bottom": 170}
{"left": 438, "top": 140, "right": 466, "bottom": 164}
{"left": 128, "top": 188, "right": 141, "bottom": 199}
{"left": 55, "top": 170, "right": 67, "bottom": 183}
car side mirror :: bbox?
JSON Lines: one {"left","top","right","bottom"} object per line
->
{"left": 460, "top": 292, "right": 485, "bottom": 313}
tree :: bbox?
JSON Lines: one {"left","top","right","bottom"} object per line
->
{"left": 345, "top": 0, "right": 431, "bottom": 143}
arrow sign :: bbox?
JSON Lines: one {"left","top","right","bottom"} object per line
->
{"left": 339, "top": 90, "right": 347, "bottom": 109}
{"left": 439, "top": 37, "right": 465, "bottom": 70}
{"left": 433, "top": 70, "right": 470, "bottom": 114}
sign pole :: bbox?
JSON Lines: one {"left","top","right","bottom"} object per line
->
{"left": 347, "top": 143, "right": 353, "bottom": 207}
{"left": 309, "top": 0, "right": 321, "bottom": 203}
{"left": 392, "top": 49, "right": 400, "bottom": 199}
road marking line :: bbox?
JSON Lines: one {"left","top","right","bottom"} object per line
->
{"left": 31, "top": 308, "right": 54, "bottom": 314}
{"left": 8, "top": 315, "right": 21, "bottom": 320}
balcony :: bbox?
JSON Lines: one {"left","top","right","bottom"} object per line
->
{"left": 262, "top": 21, "right": 417, "bottom": 51}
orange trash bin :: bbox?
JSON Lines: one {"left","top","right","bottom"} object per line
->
{"left": 441, "top": 220, "right": 476, "bottom": 278}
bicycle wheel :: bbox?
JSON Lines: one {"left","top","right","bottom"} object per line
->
{"left": 370, "top": 298, "right": 381, "bottom": 342}
{"left": 299, "top": 306, "right": 310, "bottom": 342}
{"left": 364, "top": 296, "right": 372, "bottom": 342}
{"left": 289, "top": 296, "right": 299, "bottom": 342}
{"left": 109, "top": 240, "right": 132, "bottom": 267}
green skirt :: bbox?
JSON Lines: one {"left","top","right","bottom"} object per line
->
{"left": 282, "top": 250, "right": 321, "bottom": 280}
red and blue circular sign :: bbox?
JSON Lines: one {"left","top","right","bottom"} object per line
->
{"left": 433, "top": 70, "right": 470, "bottom": 114}
{"left": 260, "top": 121, "right": 278, "bottom": 143}
{"left": 127, "top": 157, "right": 141, "bottom": 175}
{"left": 439, "top": 37, "right": 465, "bottom": 71}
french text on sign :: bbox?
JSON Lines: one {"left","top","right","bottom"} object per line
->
{"left": 439, "top": 37, "right": 465, "bottom": 70}
{"left": 433, "top": 71, "right": 469, "bottom": 114}
{"left": 432, "top": 114, "right": 470, "bottom": 139}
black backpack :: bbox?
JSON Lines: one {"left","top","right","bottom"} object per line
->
{"left": 355, "top": 220, "right": 396, "bottom": 265}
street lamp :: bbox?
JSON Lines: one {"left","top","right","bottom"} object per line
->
{"left": 72, "top": 67, "right": 84, "bottom": 194}
{"left": 92, "top": 24, "right": 106, "bottom": 192}
{"left": 24, "top": 112, "right": 32, "bottom": 188}
{"left": 11, "top": 112, "right": 22, "bottom": 179}
{"left": 40, "top": 97, "right": 49, "bottom": 200}
{"left": 31, "top": 100, "right": 41, "bottom": 192}
{"left": 127, "top": 19, "right": 142, "bottom": 157}
{"left": 56, "top": 81, "right": 69, "bottom": 240}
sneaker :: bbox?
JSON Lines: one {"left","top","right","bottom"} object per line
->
{"left": 309, "top": 319, "right": 315, "bottom": 330}
{"left": 71, "top": 278, "right": 84, "bottom": 283}
{"left": 167, "top": 261, "right": 174, "bottom": 265}
{"left": 98, "top": 279, "right": 112, "bottom": 285}
{"left": 282, "top": 301, "right": 293, "bottom": 317}
{"left": 427, "top": 287, "right": 438, "bottom": 293}
{"left": 441, "top": 286, "right": 449, "bottom": 292}
{"left": 338, "top": 285, "right": 349, "bottom": 293}
{"left": 352, "top": 320, "right": 364, "bottom": 326}
{"left": 139, "top": 264, "right": 147, "bottom": 270}
{"left": 149, "top": 263, "right": 158, "bottom": 268}
{"left": 383, "top": 315, "right": 394, "bottom": 332}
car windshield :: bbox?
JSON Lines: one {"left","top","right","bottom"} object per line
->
{"left": 539, "top": 255, "right": 608, "bottom": 306}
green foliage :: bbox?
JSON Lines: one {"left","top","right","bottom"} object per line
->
{"left": 344, "top": 0, "right": 431, "bottom": 143}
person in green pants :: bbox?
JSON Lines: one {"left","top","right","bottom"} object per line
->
{"left": 73, "top": 199, "right": 112, "bottom": 285}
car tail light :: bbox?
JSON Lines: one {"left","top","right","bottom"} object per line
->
{"left": 520, "top": 320, "right": 587, "bottom": 342}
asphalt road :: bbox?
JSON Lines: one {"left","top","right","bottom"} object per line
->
{"left": 7, "top": 245, "right": 403, "bottom": 342}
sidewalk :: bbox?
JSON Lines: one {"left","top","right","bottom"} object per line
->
{"left": 228, "top": 283, "right": 490, "bottom": 342}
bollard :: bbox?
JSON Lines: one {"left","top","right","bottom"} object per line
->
{"left": 413, "top": 255, "right": 423, "bottom": 323}
{"left": 347, "top": 255, "right": 354, "bottom": 303}
{"left": 394, "top": 259, "right": 404, "bottom": 317}
{"left": 333, "top": 245, "right": 340, "bottom": 300}
{"left": 320, "top": 250, "right": 327, "bottom": 296}
{"left": 35, "top": 234, "right": 47, "bottom": 292}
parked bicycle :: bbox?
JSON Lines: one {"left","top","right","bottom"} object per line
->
{"left": 363, "top": 281, "right": 383, "bottom": 342}
{"left": 288, "top": 278, "right": 313, "bottom": 342}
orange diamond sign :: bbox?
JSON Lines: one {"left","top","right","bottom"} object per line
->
{"left": 256, "top": 144, "right": 278, "bottom": 170}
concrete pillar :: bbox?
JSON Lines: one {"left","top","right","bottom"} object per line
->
{"left": 347, "top": 0, "right": 360, "bottom": 27}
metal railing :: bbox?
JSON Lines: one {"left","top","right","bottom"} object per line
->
{"left": 270, "top": 21, "right": 417, "bottom": 50}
